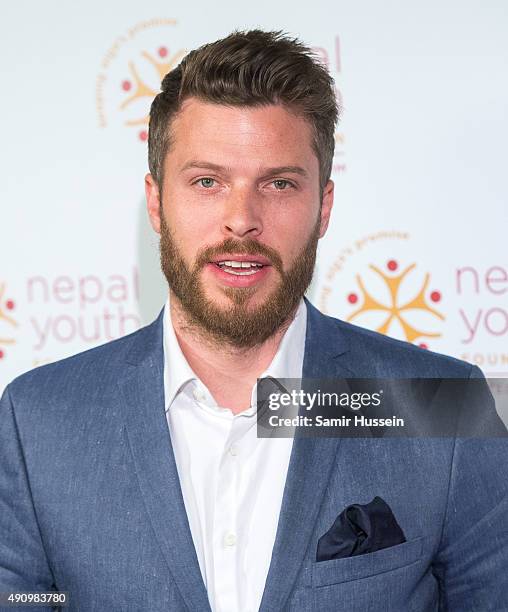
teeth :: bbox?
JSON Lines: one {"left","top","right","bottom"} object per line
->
{"left": 215, "top": 260, "right": 265, "bottom": 275}
{"left": 218, "top": 260, "right": 263, "bottom": 269}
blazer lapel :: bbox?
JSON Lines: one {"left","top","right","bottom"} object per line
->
{"left": 118, "top": 308, "right": 211, "bottom": 612}
{"left": 259, "top": 299, "right": 354, "bottom": 612}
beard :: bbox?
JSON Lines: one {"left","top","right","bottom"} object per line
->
{"left": 159, "top": 208, "right": 320, "bottom": 348}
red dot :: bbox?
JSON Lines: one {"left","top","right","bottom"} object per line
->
{"left": 6, "top": 299, "right": 14, "bottom": 310}
{"left": 122, "top": 80, "right": 131, "bottom": 92}
{"left": 419, "top": 343, "right": 428, "bottom": 350}
{"left": 0, "top": 350, "right": 4, "bottom": 359}
{"left": 348, "top": 293, "right": 358, "bottom": 304}
{"left": 430, "top": 291, "right": 441, "bottom": 303}
{"left": 158, "top": 46, "right": 168, "bottom": 58}
{"left": 139, "top": 130, "right": 148, "bottom": 142}
{"left": 387, "top": 259, "right": 398, "bottom": 271}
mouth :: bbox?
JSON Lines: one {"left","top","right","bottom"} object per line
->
{"left": 210, "top": 255, "right": 271, "bottom": 277}
{"left": 205, "top": 254, "right": 272, "bottom": 288}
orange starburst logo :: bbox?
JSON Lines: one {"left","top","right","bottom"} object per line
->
{"left": 0, "top": 282, "right": 18, "bottom": 361}
{"left": 119, "top": 45, "right": 186, "bottom": 141}
{"left": 346, "top": 259, "right": 444, "bottom": 348}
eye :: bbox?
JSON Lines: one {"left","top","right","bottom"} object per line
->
{"left": 197, "top": 177, "right": 215, "bottom": 188}
{"left": 272, "top": 179, "right": 293, "bottom": 190}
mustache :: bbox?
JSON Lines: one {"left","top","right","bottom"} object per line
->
{"left": 195, "top": 238, "right": 284, "bottom": 273}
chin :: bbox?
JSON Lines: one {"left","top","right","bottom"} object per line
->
{"left": 212, "top": 288, "right": 272, "bottom": 310}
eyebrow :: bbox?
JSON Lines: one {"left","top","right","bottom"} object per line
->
{"left": 179, "top": 160, "right": 309, "bottom": 178}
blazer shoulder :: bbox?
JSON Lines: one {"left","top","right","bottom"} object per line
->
{"left": 7, "top": 312, "right": 162, "bottom": 404}
{"left": 324, "top": 312, "right": 476, "bottom": 378}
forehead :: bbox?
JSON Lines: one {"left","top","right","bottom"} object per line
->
{"left": 166, "top": 97, "right": 317, "bottom": 171}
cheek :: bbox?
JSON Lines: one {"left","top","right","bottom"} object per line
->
{"left": 163, "top": 191, "right": 212, "bottom": 236}
{"left": 271, "top": 208, "right": 319, "bottom": 253}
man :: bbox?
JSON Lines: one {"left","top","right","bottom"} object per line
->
{"left": 0, "top": 30, "right": 507, "bottom": 612}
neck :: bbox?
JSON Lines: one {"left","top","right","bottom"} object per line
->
{"left": 168, "top": 291, "right": 298, "bottom": 414}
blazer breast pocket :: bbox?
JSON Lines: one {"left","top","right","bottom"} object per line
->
{"left": 311, "top": 537, "right": 423, "bottom": 588}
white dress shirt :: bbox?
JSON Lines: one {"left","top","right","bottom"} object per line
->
{"left": 163, "top": 295, "right": 307, "bottom": 612}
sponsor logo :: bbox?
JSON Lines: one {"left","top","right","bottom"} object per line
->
{"left": 119, "top": 45, "right": 186, "bottom": 141}
{"left": 319, "top": 231, "right": 508, "bottom": 375}
{"left": 345, "top": 259, "right": 444, "bottom": 348}
{"left": 27, "top": 267, "right": 140, "bottom": 362}
{"left": 455, "top": 265, "right": 508, "bottom": 375}
{"left": 96, "top": 18, "right": 186, "bottom": 141}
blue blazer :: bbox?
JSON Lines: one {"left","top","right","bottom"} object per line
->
{"left": 1, "top": 299, "right": 507, "bottom": 611}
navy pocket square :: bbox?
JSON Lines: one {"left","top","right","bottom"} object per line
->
{"left": 316, "top": 496, "right": 406, "bottom": 562}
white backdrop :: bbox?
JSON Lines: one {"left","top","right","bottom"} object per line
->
{"left": 2, "top": 0, "right": 507, "bottom": 391}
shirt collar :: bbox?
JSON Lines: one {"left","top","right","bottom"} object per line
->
{"left": 163, "top": 293, "right": 307, "bottom": 412}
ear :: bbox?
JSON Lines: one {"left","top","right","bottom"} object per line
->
{"left": 145, "top": 173, "right": 162, "bottom": 234}
{"left": 319, "top": 179, "right": 334, "bottom": 238}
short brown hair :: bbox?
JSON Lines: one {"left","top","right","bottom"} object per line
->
{"left": 148, "top": 29, "right": 339, "bottom": 192}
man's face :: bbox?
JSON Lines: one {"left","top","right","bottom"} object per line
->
{"left": 146, "top": 98, "right": 334, "bottom": 347}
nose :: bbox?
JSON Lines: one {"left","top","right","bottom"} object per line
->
{"left": 221, "top": 186, "right": 263, "bottom": 239}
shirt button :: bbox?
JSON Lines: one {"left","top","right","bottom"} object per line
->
{"left": 229, "top": 444, "right": 239, "bottom": 456}
{"left": 193, "top": 388, "right": 206, "bottom": 403}
{"left": 224, "top": 533, "right": 236, "bottom": 547}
